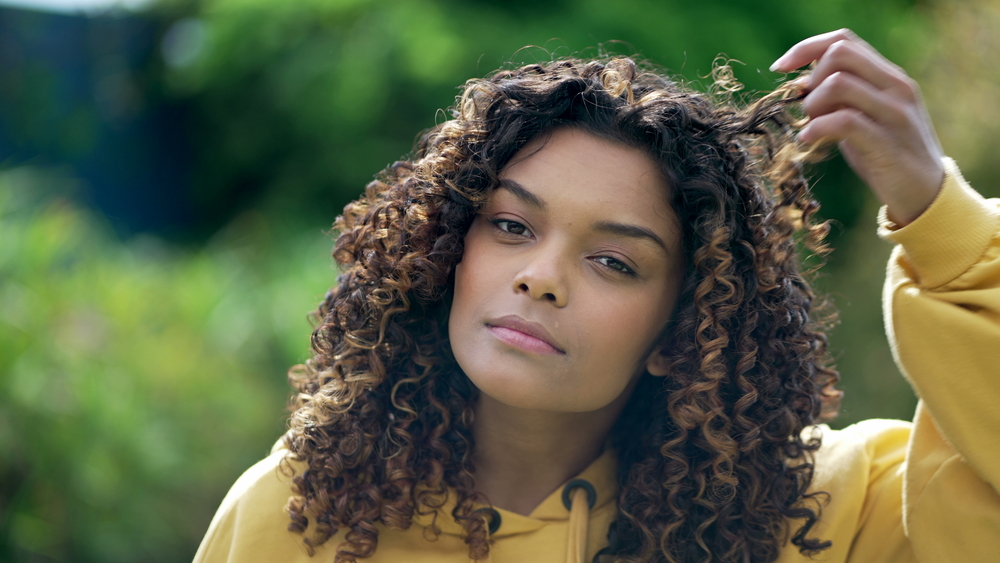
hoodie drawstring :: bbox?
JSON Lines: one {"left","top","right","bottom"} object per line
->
{"left": 563, "top": 479, "right": 597, "bottom": 563}
{"left": 477, "top": 508, "right": 501, "bottom": 563}
{"left": 478, "top": 478, "right": 597, "bottom": 563}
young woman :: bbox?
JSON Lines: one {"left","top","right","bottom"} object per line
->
{"left": 193, "top": 30, "right": 1000, "bottom": 563}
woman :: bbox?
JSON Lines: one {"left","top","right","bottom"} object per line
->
{"left": 193, "top": 30, "right": 1000, "bottom": 562}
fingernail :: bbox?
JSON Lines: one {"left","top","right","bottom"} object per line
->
{"left": 769, "top": 57, "right": 785, "bottom": 72}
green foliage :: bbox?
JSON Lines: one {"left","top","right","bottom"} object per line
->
{"left": 156, "top": 0, "right": 922, "bottom": 230}
{"left": 0, "top": 167, "right": 334, "bottom": 562}
{"left": 12, "top": 0, "right": 996, "bottom": 561}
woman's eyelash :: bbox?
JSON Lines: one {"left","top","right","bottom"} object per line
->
{"left": 488, "top": 218, "right": 532, "bottom": 237}
{"left": 592, "top": 256, "right": 637, "bottom": 277}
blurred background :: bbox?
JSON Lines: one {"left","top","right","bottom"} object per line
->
{"left": 1, "top": 0, "right": 997, "bottom": 561}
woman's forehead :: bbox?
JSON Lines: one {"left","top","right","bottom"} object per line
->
{"left": 496, "top": 128, "right": 674, "bottom": 217}
{"left": 490, "top": 128, "right": 680, "bottom": 248}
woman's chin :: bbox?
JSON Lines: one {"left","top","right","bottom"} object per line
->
{"left": 467, "top": 372, "right": 612, "bottom": 413}
{"left": 468, "top": 372, "right": 556, "bottom": 410}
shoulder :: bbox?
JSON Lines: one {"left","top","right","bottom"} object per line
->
{"left": 227, "top": 439, "right": 298, "bottom": 509}
{"left": 810, "top": 419, "right": 911, "bottom": 489}
{"left": 194, "top": 439, "right": 313, "bottom": 563}
{"left": 813, "top": 419, "right": 911, "bottom": 463}
{"left": 781, "top": 420, "right": 915, "bottom": 562}
{"left": 806, "top": 420, "right": 911, "bottom": 536}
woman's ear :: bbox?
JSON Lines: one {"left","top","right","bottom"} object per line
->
{"left": 645, "top": 346, "right": 670, "bottom": 376}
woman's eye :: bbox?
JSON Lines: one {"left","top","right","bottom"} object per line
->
{"left": 593, "top": 256, "right": 636, "bottom": 276}
{"left": 490, "top": 219, "right": 532, "bottom": 237}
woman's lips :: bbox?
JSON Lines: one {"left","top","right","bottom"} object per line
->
{"left": 485, "top": 315, "right": 565, "bottom": 355}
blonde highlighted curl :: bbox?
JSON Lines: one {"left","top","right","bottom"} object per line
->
{"left": 283, "top": 56, "right": 841, "bottom": 563}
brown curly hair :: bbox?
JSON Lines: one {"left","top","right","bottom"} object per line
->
{"left": 282, "top": 55, "right": 842, "bottom": 563}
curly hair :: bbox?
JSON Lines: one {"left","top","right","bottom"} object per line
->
{"left": 282, "top": 55, "right": 842, "bottom": 563}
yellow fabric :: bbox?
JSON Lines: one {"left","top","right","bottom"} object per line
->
{"left": 193, "top": 157, "right": 1000, "bottom": 563}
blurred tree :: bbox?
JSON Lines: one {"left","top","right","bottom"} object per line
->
{"left": 913, "top": 0, "right": 1000, "bottom": 198}
{"left": 153, "top": 0, "right": 920, "bottom": 236}
{"left": 0, "top": 167, "right": 333, "bottom": 562}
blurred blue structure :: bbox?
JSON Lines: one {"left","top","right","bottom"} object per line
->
{"left": 0, "top": 5, "right": 194, "bottom": 237}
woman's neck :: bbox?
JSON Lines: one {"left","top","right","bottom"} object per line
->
{"left": 469, "top": 378, "right": 637, "bottom": 516}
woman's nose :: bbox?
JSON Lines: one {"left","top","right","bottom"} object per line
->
{"left": 511, "top": 250, "right": 569, "bottom": 307}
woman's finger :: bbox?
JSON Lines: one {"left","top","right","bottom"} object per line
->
{"left": 798, "top": 107, "right": 885, "bottom": 151}
{"left": 770, "top": 28, "right": 901, "bottom": 86}
{"left": 802, "top": 71, "right": 908, "bottom": 127}
{"left": 770, "top": 29, "right": 862, "bottom": 72}
{"left": 808, "top": 39, "right": 910, "bottom": 93}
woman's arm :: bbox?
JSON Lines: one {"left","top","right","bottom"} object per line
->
{"left": 775, "top": 30, "right": 1000, "bottom": 561}
{"left": 879, "top": 159, "right": 1000, "bottom": 560}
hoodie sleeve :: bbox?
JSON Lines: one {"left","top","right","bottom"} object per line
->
{"left": 875, "top": 156, "right": 1000, "bottom": 561}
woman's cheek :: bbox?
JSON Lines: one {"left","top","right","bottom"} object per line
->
{"left": 583, "top": 285, "right": 670, "bottom": 363}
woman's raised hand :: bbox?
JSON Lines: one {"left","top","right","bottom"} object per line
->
{"left": 771, "top": 29, "right": 945, "bottom": 226}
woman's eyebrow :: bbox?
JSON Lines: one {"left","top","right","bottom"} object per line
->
{"left": 497, "top": 178, "right": 668, "bottom": 255}
{"left": 498, "top": 179, "right": 547, "bottom": 210}
{"left": 592, "top": 221, "right": 669, "bottom": 255}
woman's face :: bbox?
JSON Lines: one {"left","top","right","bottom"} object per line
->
{"left": 448, "top": 127, "right": 685, "bottom": 412}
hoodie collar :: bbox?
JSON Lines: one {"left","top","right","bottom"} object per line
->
{"left": 411, "top": 447, "right": 619, "bottom": 538}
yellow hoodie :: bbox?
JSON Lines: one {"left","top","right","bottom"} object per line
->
{"left": 193, "top": 157, "right": 1000, "bottom": 563}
